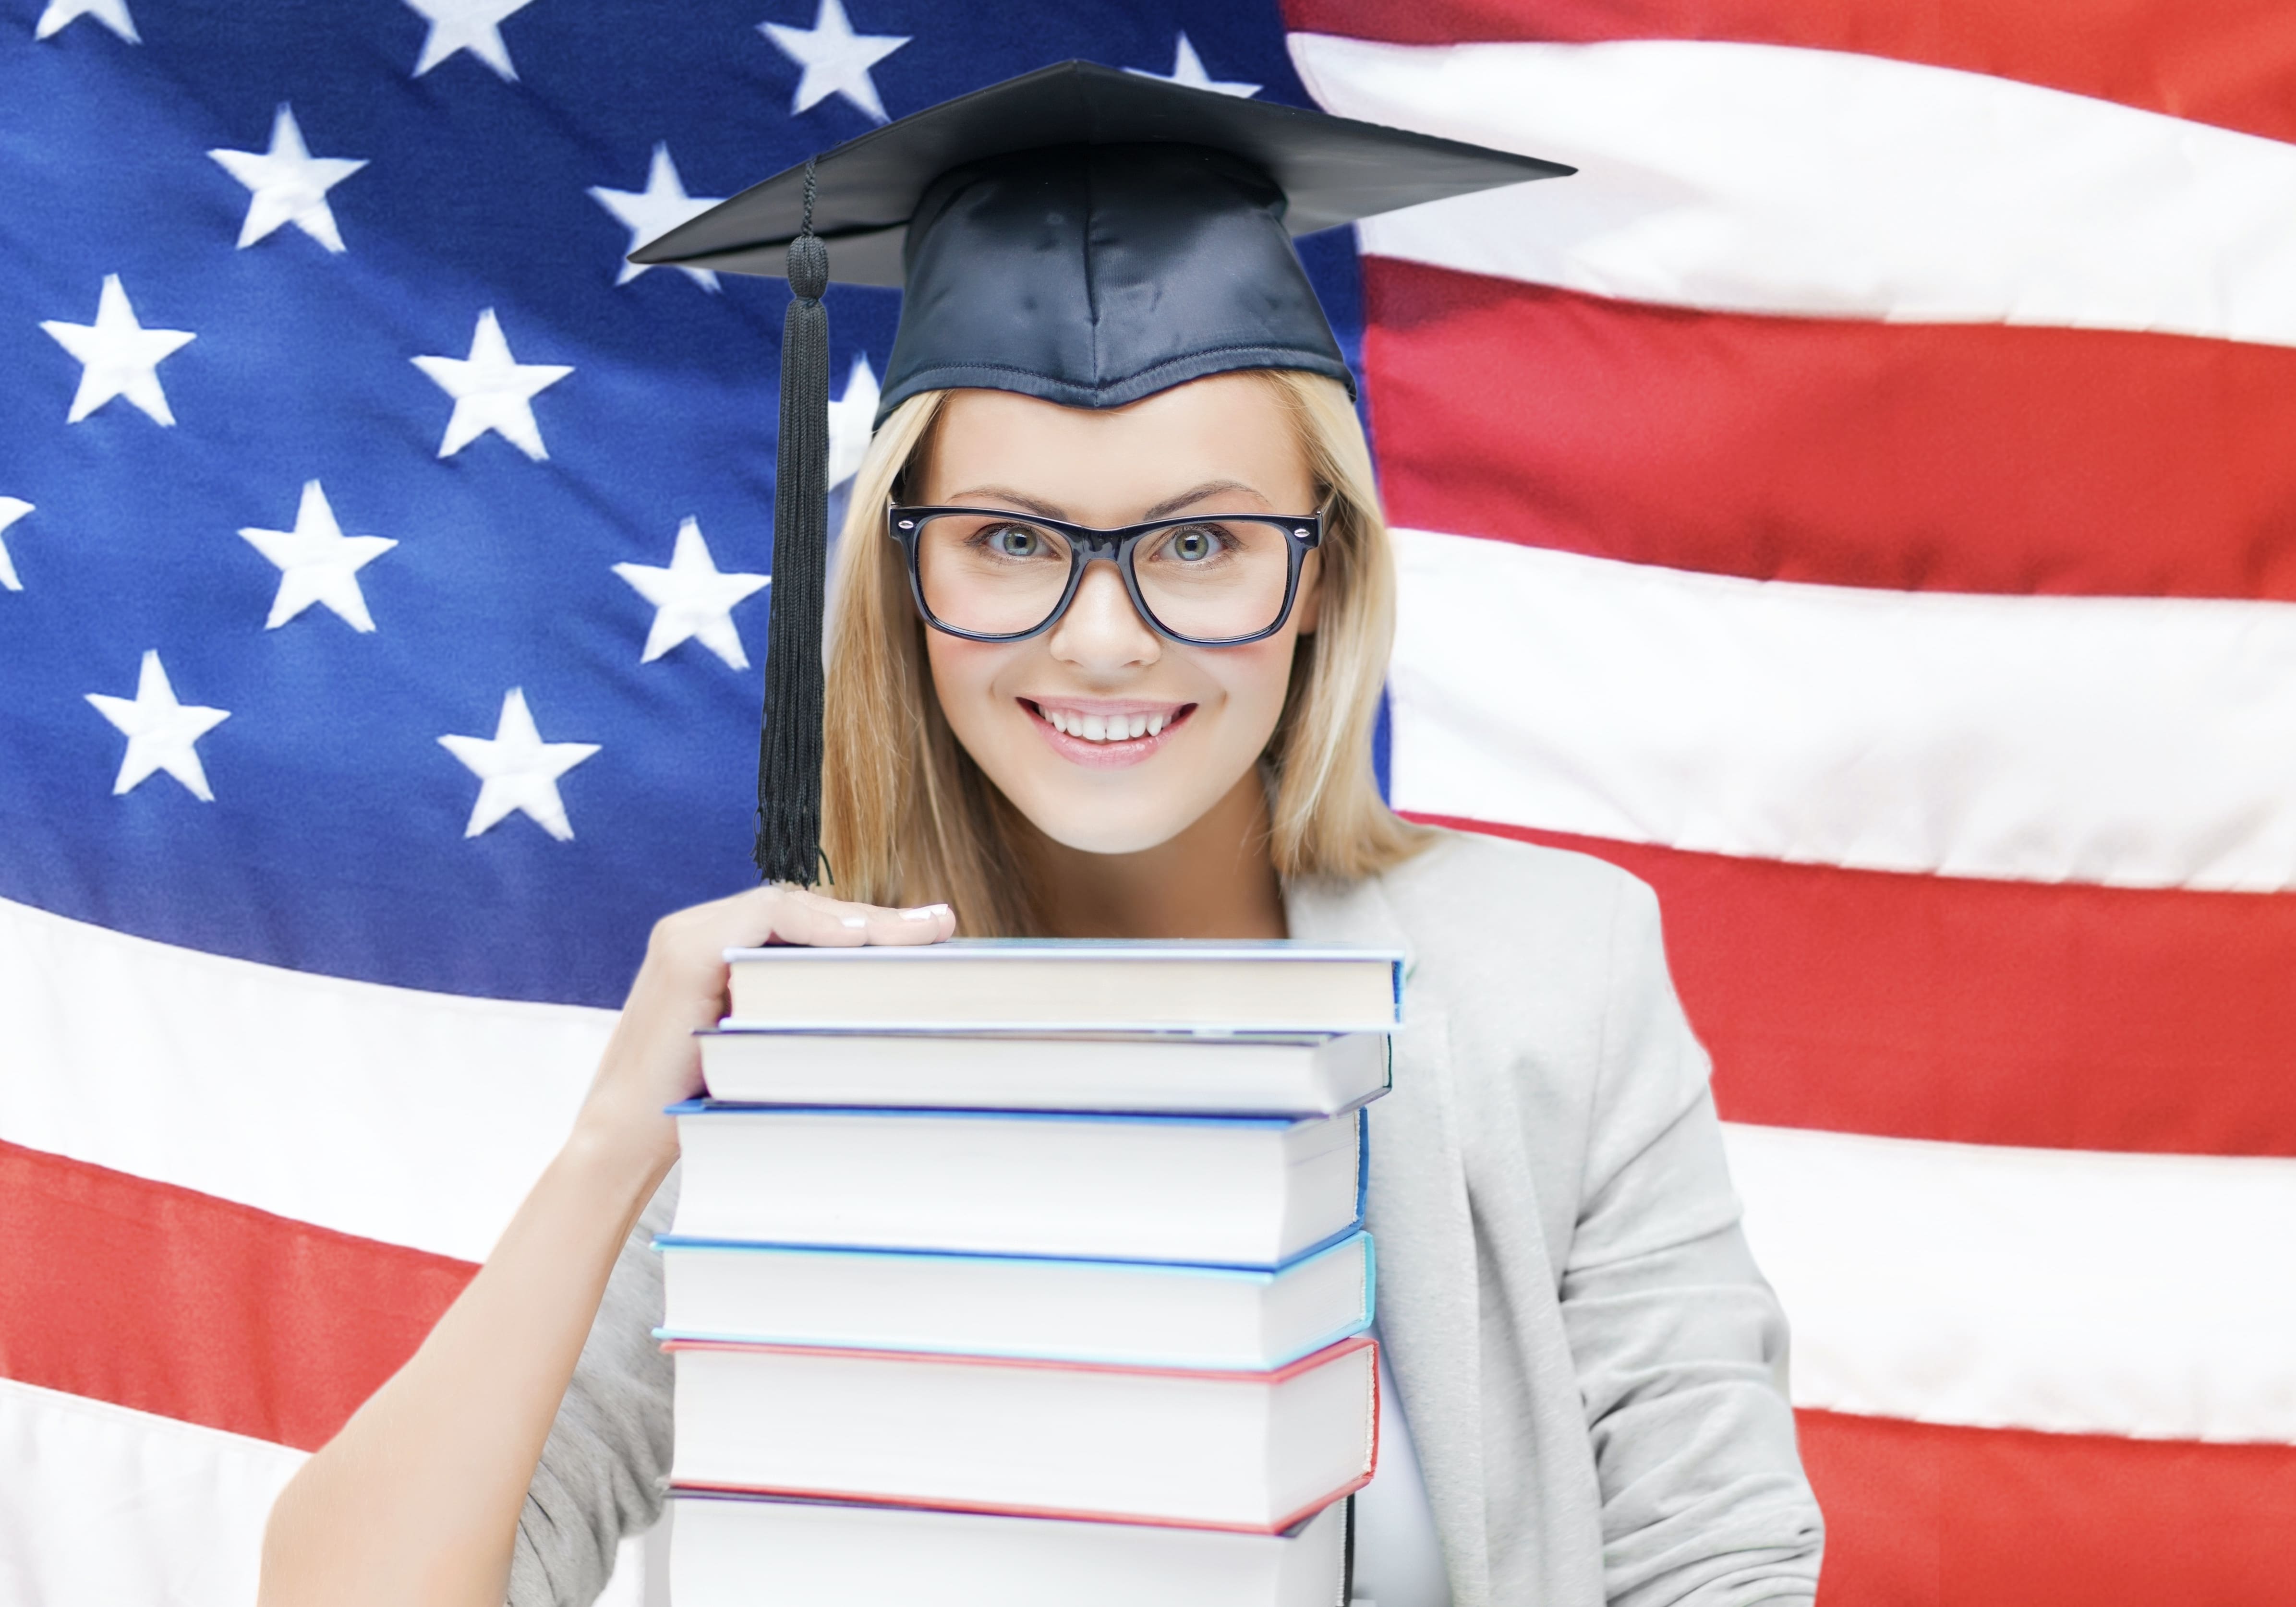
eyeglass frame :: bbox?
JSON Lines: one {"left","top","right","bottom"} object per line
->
{"left": 886, "top": 504, "right": 1326, "bottom": 647}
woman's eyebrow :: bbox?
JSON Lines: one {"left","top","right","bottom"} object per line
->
{"left": 944, "top": 486, "right": 1069, "bottom": 519}
{"left": 940, "top": 481, "right": 1270, "bottom": 522}
{"left": 1142, "top": 480, "right": 1266, "bottom": 520}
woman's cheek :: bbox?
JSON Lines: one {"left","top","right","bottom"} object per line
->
{"left": 922, "top": 633, "right": 1013, "bottom": 752}
{"left": 1211, "top": 637, "right": 1297, "bottom": 745}
{"left": 1171, "top": 639, "right": 1301, "bottom": 814}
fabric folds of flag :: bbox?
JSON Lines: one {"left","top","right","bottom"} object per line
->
{"left": 0, "top": 8, "right": 1353, "bottom": 1605}
{"left": 8, "top": 0, "right": 2292, "bottom": 1602}
{"left": 1283, "top": 1, "right": 2296, "bottom": 1599}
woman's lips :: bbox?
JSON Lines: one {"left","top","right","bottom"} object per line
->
{"left": 1021, "top": 699, "right": 1195, "bottom": 769}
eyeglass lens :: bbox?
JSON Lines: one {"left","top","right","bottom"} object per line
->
{"left": 913, "top": 514, "right": 1294, "bottom": 640}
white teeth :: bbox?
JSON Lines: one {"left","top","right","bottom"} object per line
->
{"left": 1041, "top": 707, "right": 1174, "bottom": 741}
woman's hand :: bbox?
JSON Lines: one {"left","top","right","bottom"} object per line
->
{"left": 571, "top": 885, "right": 956, "bottom": 1173}
{"left": 259, "top": 885, "right": 952, "bottom": 1607}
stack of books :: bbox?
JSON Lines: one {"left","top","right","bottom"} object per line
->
{"left": 658, "top": 938, "right": 1401, "bottom": 1607}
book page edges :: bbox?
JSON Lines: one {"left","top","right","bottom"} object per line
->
{"left": 661, "top": 1473, "right": 1375, "bottom": 1538}
{"left": 659, "top": 1331, "right": 1377, "bottom": 1385}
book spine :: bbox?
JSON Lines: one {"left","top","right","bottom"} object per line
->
{"left": 1353, "top": 1111, "right": 1369, "bottom": 1225}
{"left": 1361, "top": 1233, "right": 1378, "bottom": 1337}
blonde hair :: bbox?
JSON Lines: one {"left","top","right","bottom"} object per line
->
{"left": 819, "top": 369, "right": 1426, "bottom": 933}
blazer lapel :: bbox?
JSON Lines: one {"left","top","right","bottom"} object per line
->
{"left": 1288, "top": 875, "right": 1492, "bottom": 1606}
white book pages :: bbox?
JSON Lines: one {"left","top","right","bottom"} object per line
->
{"left": 697, "top": 1029, "right": 1390, "bottom": 1116}
{"left": 669, "top": 1107, "right": 1363, "bottom": 1267}
{"left": 668, "top": 1337, "right": 1378, "bottom": 1531}
{"left": 723, "top": 941, "right": 1402, "bottom": 1032}
{"left": 670, "top": 1492, "right": 1347, "bottom": 1607}
{"left": 656, "top": 1232, "right": 1374, "bottom": 1368}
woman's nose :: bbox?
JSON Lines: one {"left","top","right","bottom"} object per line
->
{"left": 1046, "top": 559, "right": 1160, "bottom": 671}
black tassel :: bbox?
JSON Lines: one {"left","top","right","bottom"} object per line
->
{"left": 754, "top": 160, "right": 831, "bottom": 886}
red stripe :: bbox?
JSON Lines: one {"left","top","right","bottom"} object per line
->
{"left": 1282, "top": 0, "right": 2296, "bottom": 150}
{"left": 1362, "top": 259, "right": 2296, "bottom": 601}
{"left": 0, "top": 1140, "right": 474, "bottom": 1451}
{"left": 1797, "top": 1409, "right": 2296, "bottom": 1605}
{"left": 1411, "top": 816, "right": 2296, "bottom": 1158}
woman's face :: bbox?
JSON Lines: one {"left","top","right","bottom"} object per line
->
{"left": 917, "top": 373, "right": 1323, "bottom": 856}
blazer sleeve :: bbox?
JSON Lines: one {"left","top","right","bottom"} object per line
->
{"left": 1559, "top": 874, "right": 1825, "bottom": 1607}
{"left": 504, "top": 1171, "right": 678, "bottom": 1607}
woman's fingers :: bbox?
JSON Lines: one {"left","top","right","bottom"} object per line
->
{"left": 851, "top": 899, "right": 958, "bottom": 946}
{"left": 582, "top": 887, "right": 957, "bottom": 1160}
{"left": 713, "top": 884, "right": 957, "bottom": 950}
{"left": 773, "top": 887, "right": 957, "bottom": 947}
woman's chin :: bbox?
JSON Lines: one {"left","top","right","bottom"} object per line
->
{"left": 1006, "top": 788, "right": 1207, "bottom": 858}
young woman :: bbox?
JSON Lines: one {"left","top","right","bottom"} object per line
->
{"left": 260, "top": 69, "right": 1824, "bottom": 1607}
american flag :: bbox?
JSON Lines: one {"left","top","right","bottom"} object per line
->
{"left": 4, "top": 0, "right": 2293, "bottom": 1603}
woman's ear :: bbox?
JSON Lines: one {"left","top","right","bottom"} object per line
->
{"left": 1291, "top": 548, "right": 1324, "bottom": 636}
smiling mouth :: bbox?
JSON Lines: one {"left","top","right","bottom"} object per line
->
{"left": 1023, "top": 700, "right": 1194, "bottom": 744}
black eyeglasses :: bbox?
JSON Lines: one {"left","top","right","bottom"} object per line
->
{"left": 888, "top": 505, "right": 1323, "bottom": 646}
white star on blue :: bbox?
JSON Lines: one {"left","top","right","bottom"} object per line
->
{"left": 0, "top": 0, "right": 1360, "bottom": 1013}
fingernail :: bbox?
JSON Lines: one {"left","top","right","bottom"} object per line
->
{"left": 840, "top": 915, "right": 868, "bottom": 930}
{"left": 900, "top": 903, "right": 951, "bottom": 921}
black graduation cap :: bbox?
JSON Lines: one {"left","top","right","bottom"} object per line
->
{"left": 631, "top": 60, "right": 1571, "bottom": 887}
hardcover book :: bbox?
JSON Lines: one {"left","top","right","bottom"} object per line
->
{"left": 667, "top": 1103, "right": 1365, "bottom": 1268}
{"left": 666, "top": 1335, "right": 1380, "bottom": 1533}
{"left": 697, "top": 1027, "right": 1390, "bottom": 1116}
{"left": 655, "top": 1230, "right": 1375, "bottom": 1369}
{"left": 722, "top": 938, "right": 1403, "bottom": 1032}
{"left": 670, "top": 1491, "right": 1349, "bottom": 1607}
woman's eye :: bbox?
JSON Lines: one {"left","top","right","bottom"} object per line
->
{"left": 987, "top": 526, "right": 1042, "bottom": 558}
{"left": 1168, "top": 527, "right": 1219, "bottom": 562}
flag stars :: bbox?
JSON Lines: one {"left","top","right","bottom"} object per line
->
{"left": 42, "top": 275, "right": 196, "bottom": 426}
{"left": 1128, "top": 33, "right": 1261, "bottom": 98}
{"left": 590, "top": 144, "right": 727, "bottom": 290}
{"left": 827, "top": 354, "right": 879, "bottom": 489}
{"left": 0, "top": 499, "right": 32, "bottom": 592}
{"left": 761, "top": 0, "right": 908, "bottom": 123}
{"left": 614, "top": 517, "right": 770, "bottom": 669}
{"left": 239, "top": 481, "right": 398, "bottom": 632}
{"left": 86, "top": 651, "right": 230, "bottom": 801}
{"left": 35, "top": 0, "right": 137, "bottom": 42}
{"left": 413, "top": 309, "right": 572, "bottom": 460}
{"left": 438, "top": 688, "right": 600, "bottom": 841}
{"left": 209, "top": 105, "right": 368, "bottom": 253}
{"left": 404, "top": 0, "right": 537, "bottom": 80}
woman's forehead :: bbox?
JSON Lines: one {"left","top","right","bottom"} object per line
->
{"left": 924, "top": 377, "right": 1311, "bottom": 511}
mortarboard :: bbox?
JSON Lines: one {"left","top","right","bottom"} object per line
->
{"left": 631, "top": 60, "right": 1571, "bottom": 887}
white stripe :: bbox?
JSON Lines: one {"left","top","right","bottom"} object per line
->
{"left": 0, "top": 1380, "right": 306, "bottom": 1607}
{"left": 1724, "top": 1123, "right": 2296, "bottom": 1442}
{"left": 1291, "top": 34, "right": 2296, "bottom": 351}
{"left": 1388, "top": 527, "right": 2296, "bottom": 891}
{"left": 0, "top": 896, "right": 612, "bottom": 1261}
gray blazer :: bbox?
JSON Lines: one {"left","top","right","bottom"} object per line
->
{"left": 508, "top": 830, "right": 1825, "bottom": 1606}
